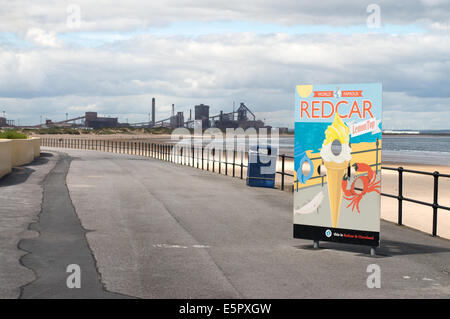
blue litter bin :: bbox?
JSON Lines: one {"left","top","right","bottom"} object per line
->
{"left": 246, "top": 145, "right": 278, "bottom": 188}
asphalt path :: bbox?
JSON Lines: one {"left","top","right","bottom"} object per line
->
{"left": 63, "top": 149, "right": 450, "bottom": 298}
{"left": 19, "top": 153, "right": 131, "bottom": 298}
{"left": 1, "top": 148, "right": 449, "bottom": 298}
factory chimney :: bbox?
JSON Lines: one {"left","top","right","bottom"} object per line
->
{"left": 172, "top": 104, "right": 175, "bottom": 117}
{"left": 152, "top": 97, "right": 155, "bottom": 125}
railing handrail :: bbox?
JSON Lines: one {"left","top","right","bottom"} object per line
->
{"left": 40, "top": 137, "right": 448, "bottom": 237}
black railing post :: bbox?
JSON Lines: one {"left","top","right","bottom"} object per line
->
{"left": 432, "top": 171, "right": 439, "bottom": 237}
{"left": 398, "top": 167, "right": 404, "bottom": 226}
{"left": 281, "top": 154, "right": 285, "bottom": 191}
{"left": 240, "top": 151, "right": 243, "bottom": 179}
{"left": 212, "top": 148, "right": 215, "bottom": 173}
{"left": 201, "top": 147, "right": 204, "bottom": 170}
{"left": 196, "top": 147, "right": 199, "bottom": 168}
{"left": 233, "top": 150, "right": 236, "bottom": 177}
{"left": 225, "top": 150, "right": 228, "bottom": 176}
{"left": 218, "top": 149, "right": 221, "bottom": 174}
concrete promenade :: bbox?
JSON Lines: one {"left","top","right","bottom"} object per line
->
{"left": 0, "top": 148, "right": 449, "bottom": 298}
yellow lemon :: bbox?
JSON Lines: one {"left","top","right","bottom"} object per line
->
{"left": 297, "top": 85, "right": 313, "bottom": 98}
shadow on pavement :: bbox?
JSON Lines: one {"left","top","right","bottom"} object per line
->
{"left": 295, "top": 239, "right": 450, "bottom": 258}
{"left": 28, "top": 152, "right": 53, "bottom": 165}
{"left": 0, "top": 154, "right": 52, "bottom": 187}
{"left": 0, "top": 167, "right": 36, "bottom": 187}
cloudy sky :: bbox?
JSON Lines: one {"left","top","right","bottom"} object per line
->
{"left": 0, "top": 0, "right": 449, "bottom": 129}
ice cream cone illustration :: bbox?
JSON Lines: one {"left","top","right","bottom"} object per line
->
{"left": 324, "top": 161, "right": 348, "bottom": 227}
{"left": 320, "top": 114, "right": 352, "bottom": 228}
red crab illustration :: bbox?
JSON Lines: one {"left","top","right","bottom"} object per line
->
{"left": 342, "top": 163, "right": 380, "bottom": 213}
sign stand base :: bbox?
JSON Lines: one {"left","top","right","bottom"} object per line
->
{"left": 313, "top": 240, "right": 320, "bottom": 249}
{"left": 370, "top": 247, "right": 376, "bottom": 256}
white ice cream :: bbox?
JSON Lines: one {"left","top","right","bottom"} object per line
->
{"left": 320, "top": 142, "right": 352, "bottom": 163}
{"left": 320, "top": 113, "right": 352, "bottom": 163}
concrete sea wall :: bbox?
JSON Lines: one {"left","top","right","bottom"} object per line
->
{"left": 0, "top": 138, "right": 40, "bottom": 179}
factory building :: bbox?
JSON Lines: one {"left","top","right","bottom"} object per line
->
{"left": 84, "top": 112, "right": 118, "bottom": 128}
{"left": 170, "top": 111, "right": 184, "bottom": 128}
{"left": 0, "top": 117, "right": 15, "bottom": 127}
{"left": 195, "top": 104, "right": 210, "bottom": 128}
{"left": 39, "top": 98, "right": 269, "bottom": 131}
{"left": 211, "top": 103, "right": 270, "bottom": 131}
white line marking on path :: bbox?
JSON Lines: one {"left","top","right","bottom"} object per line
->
{"left": 153, "top": 244, "right": 210, "bottom": 249}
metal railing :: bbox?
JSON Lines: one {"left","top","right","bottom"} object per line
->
{"left": 380, "top": 167, "right": 450, "bottom": 237}
{"left": 41, "top": 137, "right": 449, "bottom": 237}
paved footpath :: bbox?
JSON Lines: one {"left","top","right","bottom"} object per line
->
{"left": 1, "top": 148, "right": 449, "bottom": 298}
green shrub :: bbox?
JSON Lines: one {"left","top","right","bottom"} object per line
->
{"left": 0, "top": 130, "right": 29, "bottom": 139}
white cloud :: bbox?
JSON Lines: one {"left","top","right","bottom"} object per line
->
{"left": 25, "top": 28, "right": 61, "bottom": 47}
{"left": 0, "top": 0, "right": 449, "bottom": 33}
{"left": 0, "top": 1, "right": 449, "bottom": 129}
{"left": 0, "top": 30, "right": 449, "bottom": 129}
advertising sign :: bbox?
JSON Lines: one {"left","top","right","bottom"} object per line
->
{"left": 294, "top": 83, "right": 382, "bottom": 246}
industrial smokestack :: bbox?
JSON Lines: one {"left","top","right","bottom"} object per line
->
{"left": 172, "top": 104, "right": 175, "bottom": 117}
{"left": 152, "top": 98, "right": 155, "bottom": 124}
{"left": 190, "top": 109, "right": 192, "bottom": 121}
